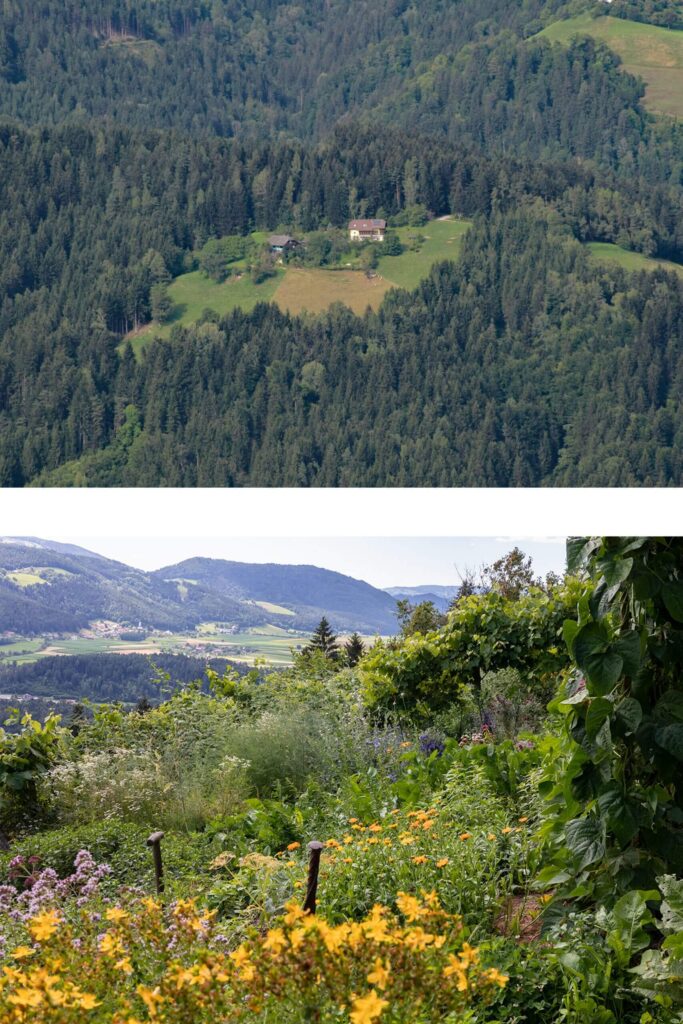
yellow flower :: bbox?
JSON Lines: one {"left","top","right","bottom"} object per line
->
{"left": 11, "top": 946, "right": 34, "bottom": 960}
{"left": 99, "top": 932, "right": 125, "bottom": 956}
{"left": 395, "top": 892, "right": 423, "bottom": 922}
{"left": 76, "top": 993, "right": 101, "bottom": 1010}
{"left": 283, "top": 902, "right": 307, "bottom": 925}
{"left": 366, "top": 958, "right": 391, "bottom": 991}
{"left": 115, "top": 957, "right": 134, "bottom": 975}
{"left": 105, "top": 907, "right": 129, "bottom": 923}
{"left": 287, "top": 841, "right": 300, "bottom": 851}
{"left": 8, "top": 987, "right": 44, "bottom": 1008}
{"left": 363, "top": 906, "right": 391, "bottom": 943}
{"left": 487, "top": 833, "right": 497, "bottom": 841}
{"left": 412, "top": 855, "right": 428, "bottom": 865}
{"left": 484, "top": 967, "right": 509, "bottom": 988}
{"left": 263, "top": 928, "right": 287, "bottom": 954}
{"left": 350, "top": 989, "right": 389, "bottom": 1024}
{"left": 137, "top": 986, "right": 164, "bottom": 1014}
{"left": 459, "top": 832, "right": 472, "bottom": 841}
{"left": 501, "top": 826, "right": 513, "bottom": 835}
{"left": 444, "top": 956, "right": 469, "bottom": 991}
{"left": 518, "top": 816, "right": 529, "bottom": 823}
{"left": 436, "top": 858, "right": 449, "bottom": 868}
{"left": 28, "top": 909, "right": 60, "bottom": 942}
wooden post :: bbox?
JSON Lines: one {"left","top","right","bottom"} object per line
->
{"left": 303, "top": 841, "right": 324, "bottom": 915}
{"left": 146, "top": 831, "right": 165, "bottom": 894}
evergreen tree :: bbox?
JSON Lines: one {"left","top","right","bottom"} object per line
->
{"left": 344, "top": 632, "right": 365, "bottom": 667}
{"left": 305, "top": 617, "right": 340, "bottom": 660}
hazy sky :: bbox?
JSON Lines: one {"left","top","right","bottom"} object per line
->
{"left": 54, "top": 536, "right": 567, "bottom": 588}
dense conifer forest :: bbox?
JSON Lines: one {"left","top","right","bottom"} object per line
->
{"left": 1, "top": 0, "right": 682, "bottom": 485}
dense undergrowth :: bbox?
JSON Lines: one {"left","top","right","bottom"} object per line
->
{"left": 1, "top": 538, "right": 682, "bottom": 1022}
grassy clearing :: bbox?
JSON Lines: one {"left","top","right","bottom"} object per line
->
{"left": 379, "top": 217, "right": 472, "bottom": 289}
{"left": 124, "top": 219, "right": 472, "bottom": 353}
{"left": 125, "top": 267, "right": 284, "bottom": 355}
{"left": 586, "top": 241, "right": 683, "bottom": 275}
{"left": 539, "top": 14, "right": 683, "bottom": 117}
{"left": 5, "top": 571, "right": 47, "bottom": 587}
{"left": 253, "top": 601, "right": 296, "bottom": 617}
{"left": 272, "top": 267, "right": 394, "bottom": 314}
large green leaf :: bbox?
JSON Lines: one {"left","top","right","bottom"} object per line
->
{"left": 566, "top": 815, "right": 606, "bottom": 870}
{"left": 585, "top": 697, "right": 613, "bottom": 739}
{"left": 613, "top": 632, "right": 641, "bottom": 678}
{"left": 597, "top": 786, "right": 640, "bottom": 846}
{"left": 567, "top": 537, "right": 600, "bottom": 574}
{"left": 573, "top": 622, "right": 623, "bottom": 694}
{"left": 663, "top": 582, "right": 683, "bottom": 623}
{"left": 658, "top": 874, "right": 683, "bottom": 934}
{"left": 655, "top": 724, "right": 683, "bottom": 762}
{"left": 615, "top": 697, "right": 642, "bottom": 735}
{"left": 609, "top": 889, "right": 658, "bottom": 960}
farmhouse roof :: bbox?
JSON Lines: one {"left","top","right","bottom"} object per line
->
{"left": 349, "top": 219, "right": 386, "bottom": 230}
{"left": 268, "top": 234, "right": 296, "bottom": 246}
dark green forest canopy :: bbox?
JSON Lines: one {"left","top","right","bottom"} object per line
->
{"left": 0, "top": 0, "right": 571, "bottom": 137}
{"left": 1, "top": 0, "right": 683, "bottom": 486}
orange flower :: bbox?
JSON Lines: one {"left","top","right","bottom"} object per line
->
{"left": 412, "top": 855, "right": 428, "bottom": 865}
{"left": 287, "top": 842, "right": 301, "bottom": 851}
{"left": 459, "top": 832, "right": 472, "bottom": 841}
{"left": 436, "top": 858, "right": 449, "bottom": 868}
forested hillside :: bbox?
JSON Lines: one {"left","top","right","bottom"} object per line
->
{"left": 1, "top": 0, "right": 683, "bottom": 485}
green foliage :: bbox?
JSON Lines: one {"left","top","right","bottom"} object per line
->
{"left": 0, "top": 819, "right": 213, "bottom": 895}
{"left": 0, "top": 712, "right": 65, "bottom": 831}
{"left": 362, "top": 584, "right": 578, "bottom": 720}
{"left": 198, "top": 236, "right": 252, "bottom": 282}
{"left": 631, "top": 875, "right": 683, "bottom": 1013}
{"left": 541, "top": 538, "right": 683, "bottom": 909}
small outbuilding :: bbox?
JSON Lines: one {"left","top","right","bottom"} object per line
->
{"left": 268, "top": 234, "right": 299, "bottom": 253}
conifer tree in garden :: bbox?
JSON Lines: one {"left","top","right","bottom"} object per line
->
{"left": 305, "top": 617, "right": 340, "bottom": 660}
{"left": 345, "top": 632, "right": 365, "bottom": 667}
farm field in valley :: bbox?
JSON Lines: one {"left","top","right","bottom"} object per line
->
{"left": 539, "top": 15, "right": 683, "bottom": 117}
{"left": 0, "top": 626, "right": 380, "bottom": 669}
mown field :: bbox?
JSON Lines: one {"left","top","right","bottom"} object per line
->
{"left": 540, "top": 14, "right": 683, "bottom": 117}
{"left": 586, "top": 240, "right": 683, "bottom": 275}
{"left": 126, "top": 218, "right": 472, "bottom": 352}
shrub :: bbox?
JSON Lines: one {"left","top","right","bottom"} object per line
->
{"left": 0, "top": 821, "right": 213, "bottom": 894}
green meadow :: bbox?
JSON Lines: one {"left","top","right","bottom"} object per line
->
{"left": 378, "top": 218, "right": 472, "bottom": 289}
{"left": 539, "top": 14, "right": 683, "bottom": 118}
{"left": 586, "top": 241, "right": 683, "bottom": 276}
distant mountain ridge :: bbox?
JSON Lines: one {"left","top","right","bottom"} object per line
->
{"left": 0, "top": 538, "right": 407, "bottom": 635}
{"left": 385, "top": 585, "right": 461, "bottom": 614}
